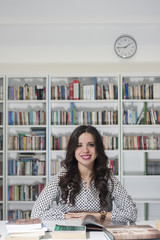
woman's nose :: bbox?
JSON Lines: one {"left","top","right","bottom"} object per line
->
{"left": 83, "top": 145, "right": 89, "bottom": 152}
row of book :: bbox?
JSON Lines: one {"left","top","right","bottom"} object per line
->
{"left": 8, "top": 110, "right": 46, "bottom": 125}
{"left": 51, "top": 159, "right": 61, "bottom": 176}
{"left": 0, "top": 209, "right": 2, "bottom": 220}
{"left": 108, "top": 159, "right": 118, "bottom": 175}
{"left": 123, "top": 109, "right": 137, "bottom": 125}
{"left": 8, "top": 183, "right": 44, "bottom": 201}
{"left": 123, "top": 135, "right": 160, "bottom": 150}
{"left": 0, "top": 185, "right": 2, "bottom": 201}
{"left": 0, "top": 85, "right": 3, "bottom": 100}
{"left": 0, "top": 112, "right": 3, "bottom": 125}
{"left": 8, "top": 209, "right": 31, "bottom": 221}
{"left": 8, "top": 84, "right": 46, "bottom": 100}
{"left": 8, "top": 135, "right": 46, "bottom": 151}
{"left": 123, "top": 108, "right": 160, "bottom": 125}
{"left": 51, "top": 109, "right": 118, "bottom": 125}
{"left": 51, "top": 135, "right": 118, "bottom": 150}
{"left": 0, "top": 135, "right": 3, "bottom": 150}
{"left": 51, "top": 158, "right": 118, "bottom": 176}
{"left": 8, "top": 159, "right": 46, "bottom": 176}
{"left": 123, "top": 82, "right": 160, "bottom": 99}
{"left": 144, "top": 109, "right": 160, "bottom": 125}
{"left": 8, "top": 129, "right": 46, "bottom": 151}
{"left": 146, "top": 160, "right": 160, "bottom": 175}
{"left": 0, "top": 161, "right": 2, "bottom": 175}
{"left": 51, "top": 82, "right": 118, "bottom": 100}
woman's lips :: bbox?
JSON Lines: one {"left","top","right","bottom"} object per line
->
{"left": 81, "top": 155, "right": 91, "bottom": 160}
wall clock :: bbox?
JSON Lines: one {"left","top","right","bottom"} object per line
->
{"left": 114, "top": 35, "right": 137, "bottom": 59}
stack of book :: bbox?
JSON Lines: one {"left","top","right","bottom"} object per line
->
{"left": 5, "top": 218, "right": 47, "bottom": 240}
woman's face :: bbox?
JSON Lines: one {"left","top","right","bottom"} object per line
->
{"left": 75, "top": 132, "right": 97, "bottom": 169}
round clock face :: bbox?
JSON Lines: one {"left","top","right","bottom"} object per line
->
{"left": 114, "top": 35, "right": 137, "bottom": 59}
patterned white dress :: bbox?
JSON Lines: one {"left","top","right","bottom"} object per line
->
{"left": 31, "top": 169, "right": 137, "bottom": 223}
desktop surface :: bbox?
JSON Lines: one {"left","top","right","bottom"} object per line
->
{"left": 0, "top": 220, "right": 156, "bottom": 240}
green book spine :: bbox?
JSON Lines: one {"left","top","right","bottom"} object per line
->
{"left": 144, "top": 102, "right": 147, "bottom": 124}
{"left": 144, "top": 202, "right": 148, "bottom": 220}
{"left": 144, "top": 152, "right": 147, "bottom": 175}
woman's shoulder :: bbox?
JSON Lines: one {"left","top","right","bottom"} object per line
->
{"left": 107, "top": 172, "right": 120, "bottom": 189}
{"left": 48, "top": 167, "right": 67, "bottom": 184}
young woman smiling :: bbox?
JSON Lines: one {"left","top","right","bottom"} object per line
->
{"left": 31, "top": 125, "right": 137, "bottom": 223}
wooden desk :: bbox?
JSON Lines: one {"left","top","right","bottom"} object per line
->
{"left": 0, "top": 220, "right": 156, "bottom": 240}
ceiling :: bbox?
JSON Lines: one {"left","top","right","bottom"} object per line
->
{"left": 0, "top": 0, "right": 160, "bottom": 64}
{"left": 0, "top": 0, "right": 160, "bottom": 25}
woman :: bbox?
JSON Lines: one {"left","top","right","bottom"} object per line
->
{"left": 31, "top": 125, "right": 137, "bottom": 223}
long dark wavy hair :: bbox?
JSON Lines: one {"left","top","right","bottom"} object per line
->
{"left": 59, "top": 125, "right": 113, "bottom": 208}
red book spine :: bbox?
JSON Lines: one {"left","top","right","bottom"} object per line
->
{"left": 69, "top": 83, "right": 73, "bottom": 100}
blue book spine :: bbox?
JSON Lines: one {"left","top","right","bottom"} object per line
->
{"left": 125, "top": 83, "right": 129, "bottom": 99}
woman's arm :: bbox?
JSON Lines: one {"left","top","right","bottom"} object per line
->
{"left": 31, "top": 175, "right": 65, "bottom": 220}
{"left": 111, "top": 176, "right": 137, "bottom": 223}
{"left": 65, "top": 211, "right": 112, "bottom": 221}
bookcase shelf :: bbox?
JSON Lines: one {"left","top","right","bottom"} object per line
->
{"left": 0, "top": 73, "right": 159, "bottom": 221}
{"left": 121, "top": 74, "right": 160, "bottom": 221}
{"left": 0, "top": 76, "right": 5, "bottom": 221}
{"left": 49, "top": 74, "right": 120, "bottom": 180}
{"left": 5, "top": 75, "right": 48, "bottom": 220}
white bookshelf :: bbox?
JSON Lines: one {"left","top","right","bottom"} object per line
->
{"left": 0, "top": 76, "right": 5, "bottom": 220}
{"left": 0, "top": 73, "right": 159, "bottom": 221}
{"left": 121, "top": 75, "right": 160, "bottom": 221}
{"left": 49, "top": 75, "right": 120, "bottom": 180}
{"left": 5, "top": 76, "right": 48, "bottom": 220}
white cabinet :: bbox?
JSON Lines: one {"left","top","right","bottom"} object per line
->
{"left": 121, "top": 75, "right": 160, "bottom": 220}
{"left": 6, "top": 76, "right": 48, "bottom": 220}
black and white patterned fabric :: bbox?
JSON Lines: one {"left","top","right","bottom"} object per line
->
{"left": 31, "top": 169, "right": 137, "bottom": 223}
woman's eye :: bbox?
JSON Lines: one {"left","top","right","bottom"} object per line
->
{"left": 88, "top": 143, "right": 94, "bottom": 147}
{"left": 77, "top": 144, "right": 82, "bottom": 148}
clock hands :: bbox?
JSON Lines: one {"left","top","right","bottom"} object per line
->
{"left": 117, "top": 43, "right": 131, "bottom": 49}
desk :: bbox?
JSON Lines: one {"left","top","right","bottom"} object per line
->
{"left": 0, "top": 220, "right": 156, "bottom": 240}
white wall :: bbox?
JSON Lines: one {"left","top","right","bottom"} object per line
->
{"left": 0, "top": 0, "right": 160, "bottom": 72}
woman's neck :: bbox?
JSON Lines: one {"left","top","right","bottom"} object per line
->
{"left": 78, "top": 164, "right": 93, "bottom": 181}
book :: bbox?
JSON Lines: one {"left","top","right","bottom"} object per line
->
{"left": 5, "top": 219, "right": 47, "bottom": 240}
{"left": 156, "top": 220, "right": 160, "bottom": 230}
{"left": 7, "top": 223, "right": 47, "bottom": 234}
{"left": 82, "top": 215, "right": 160, "bottom": 240}
{"left": 5, "top": 236, "right": 42, "bottom": 240}
{"left": 6, "top": 218, "right": 42, "bottom": 232}
{"left": 104, "top": 224, "right": 160, "bottom": 240}
{"left": 82, "top": 214, "right": 104, "bottom": 231}
{"left": 52, "top": 224, "right": 86, "bottom": 239}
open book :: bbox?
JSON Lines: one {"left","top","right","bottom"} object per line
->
{"left": 82, "top": 215, "right": 160, "bottom": 240}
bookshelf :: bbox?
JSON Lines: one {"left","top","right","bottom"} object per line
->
{"left": 0, "top": 76, "right": 4, "bottom": 220}
{"left": 121, "top": 75, "right": 160, "bottom": 221}
{"left": 48, "top": 75, "right": 120, "bottom": 180}
{"left": 6, "top": 76, "right": 48, "bottom": 220}
{"left": 0, "top": 73, "right": 159, "bottom": 221}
